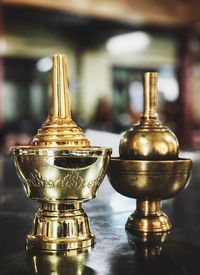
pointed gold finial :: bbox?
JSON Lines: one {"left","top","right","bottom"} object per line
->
{"left": 31, "top": 54, "right": 91, "bottom": 148}
{"left": 50, "top": 54, "right": 71, "bottom": 119}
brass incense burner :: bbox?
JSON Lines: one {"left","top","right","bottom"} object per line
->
{"left": 12, "top": 54, "right": 111, "bottom": 251}
{"left": 108, "top": 72, "right": 192, "bottom": 234}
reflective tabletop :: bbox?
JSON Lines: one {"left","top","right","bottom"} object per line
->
{"left": 0, "top": 151, "right": 200, "bottom": 275}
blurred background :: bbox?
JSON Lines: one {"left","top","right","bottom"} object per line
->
{"left": 0, "top": 1, "right": 200, "bottom": 154}
{"left": 0, "top": 5, "right": 200, "bottom": 272}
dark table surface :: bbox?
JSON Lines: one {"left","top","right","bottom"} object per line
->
{"left": 0, "top": 151, "right": 200, "bottom": 275}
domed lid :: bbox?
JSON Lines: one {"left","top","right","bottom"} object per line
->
{"left": 31, "top": 54, "right": 91, "bottom": 148}
{"left": 119, "top": 72, "right": 179, "bottom": 160}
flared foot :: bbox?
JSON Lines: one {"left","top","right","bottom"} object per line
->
{"left": 126, "top": 200, "right": 171, "bottom": 233}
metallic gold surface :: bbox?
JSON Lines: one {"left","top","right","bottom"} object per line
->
{"left": 126, "top": 200, "right": 171, "bottom": 233}
{"left": 29, "top": 248, "right": 90, "bottom": 275}
{"left": 107, "top": 71, "right": 192, "bottom": 234}
{"left": 12, "top": 147, "right": 110, "bottom": 202}
{"left": 13, "top": 148, "right": 110, "bottom": 250}
{"left": 31, "top": 54, "right": 90, "bottom": 148}
{"left": 12, "top": 54, "right": 111, "bottom": 251}
{"left": 108, "top": 158, "right": 192, "bottom": 200}
{"left": 27, "top": 203, "right": 94, "bottom": 251}
{"left": 119, "top": 72, "right": 179, "bottom": 160}
{"left": 108, "top": 158, "right": 192, "bottom": 233}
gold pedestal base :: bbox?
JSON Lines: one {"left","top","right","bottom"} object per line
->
{"left": 27, "top": 203, "right": 94, "bottom": 251}
{"left": 126, "top": 200, "right": 171, "bottom": 233}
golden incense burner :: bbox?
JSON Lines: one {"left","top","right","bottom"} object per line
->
{"left": 12, "top": 54, "right": 111, "bottom": 251}
{"left": 108, "top": 72, "right": 192, "bottom": 234}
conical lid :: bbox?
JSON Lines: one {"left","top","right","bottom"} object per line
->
{"left": 31, "top": 54, "right": 91, "bottom": 148}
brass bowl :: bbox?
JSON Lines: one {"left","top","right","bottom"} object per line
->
{"left": 12, "top": 146, "right": 111, "bottom": 251}
{"left": 107, "top": 158, "right": 192, "bottom": 200}
{"left": 107, "top": 158, "right": 192, "bottom": 233}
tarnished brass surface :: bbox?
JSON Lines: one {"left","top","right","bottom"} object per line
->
{"left": 126, "top": 200, "right": 171, "bottom": 233}
{"left": 107, "top": 72, "right": 192, "bottom": 234}
{"left": 127, "top": 230, "right": 169, "bottom": 258}
{"left": 12, "top": 54, "right": 111, "bottom": 251}
{"left": 119, "top": 72, "right": 179, "bottom": 160}
{"left": 108, "top": 158, "right": 192, "bottom": 200}
{"left": 108, "top": 158, "right": 192, "bottom": 233}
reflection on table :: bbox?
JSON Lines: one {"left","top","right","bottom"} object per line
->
{"left": 0, "top": 150, "right": 200, "bottom": 274}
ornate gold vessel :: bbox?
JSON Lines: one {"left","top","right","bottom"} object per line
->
{"left": 12, "top": 54, "right": 111, "bottom": 251}
{"left": 108, "top": 72, "right": 192, "bottom": 234}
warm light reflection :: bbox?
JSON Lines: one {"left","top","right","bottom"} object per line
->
{"left": 106, "top": 31, "right": 150, "bottom": 55}
{"left": 36, "top": 57, "right": 53, "bottom": 72}
{"left": 0, "top": 39, "right": 7, "bottom": 54}
{"left": 47, "top": 188, "right": 58, "bottom": 199}
{"left": 158, "top": 76, "right": 179, "bottom": 102}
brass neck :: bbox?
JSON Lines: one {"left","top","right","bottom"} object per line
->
{"left": 41, "top": 202, "right": 82, "bottom": 212}
{"left": 50, "top": 54, "right": 71, "bottom": 119}
{"left": 142, "top": 72, "right": 158, "bottom": 120}
{"left": 136, "top": 200, "right": 161, "bottom": 216}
